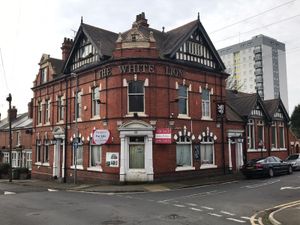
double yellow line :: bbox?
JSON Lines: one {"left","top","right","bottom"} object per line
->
{"left": 250, "top": 200, "right": 300, "bottom": 225}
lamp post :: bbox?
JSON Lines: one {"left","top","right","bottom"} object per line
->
{"left": 72, "top": 73, "right": 79, "bottom": 184}
{"left": 6, "top": 93, "right": 12, "bottom": 182}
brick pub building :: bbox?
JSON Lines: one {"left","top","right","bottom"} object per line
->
{"left": 31, "top": 13, "right": 296, "bottom": 183}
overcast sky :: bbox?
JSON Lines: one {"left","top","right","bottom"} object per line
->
{"left": 0, "top": 0, "right": 300, "bottom": 119}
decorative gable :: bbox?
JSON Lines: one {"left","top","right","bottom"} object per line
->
{"left": 68, "top": 33, "right": 99, "bottom": 72}
{"left": 251, "top": 103, "right": 263, "bottom": 117}
{"left": 175, "top": 28, "right": 217, "bottom": 69}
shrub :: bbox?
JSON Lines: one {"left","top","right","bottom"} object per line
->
{"left": 0, "top": 163, "right": 10, "bottom": 175}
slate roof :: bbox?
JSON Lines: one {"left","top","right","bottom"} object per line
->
{"left": 0, "top": 113, "right": 32, "bottom": 130}
{"left": 63, "top": 14, "right": 226, "bottom": 73}
{"left": 226, "top": 90, "right": 258, "bottom": 118}
{"left": 264, "top": 98, "right": 290, "bottom": 121}
{"left": 49, "top": 58, "right": 64, "bottom": 75}
{"left": 226, "top": 103, "right": 244, "bottom": 122}
{"left": 81, "top": 23, "right": 119, "bottom": 57}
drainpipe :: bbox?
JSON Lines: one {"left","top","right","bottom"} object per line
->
{"left": 64, "top": 75, "right": 69, "bottom": 183}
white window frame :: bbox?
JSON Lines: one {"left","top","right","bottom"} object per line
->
{"left": 257, "top": 120, "right": 264, "bottom": 146}
{"left": 37, "top": 101, "right": 42, "bottom": 125}
{"left": 71, "top": 143, "right": 83, "bottom": 170}
{"left": 271, "top": 122, "right": 278, "bottom": 150}
{"left": 92, "top": 87, "right": 100, "bottom": 118}
{"left": 16, "top": 131, "right": 21, "bottom": 146}
{"left": 26, "top": 152, "right": 32, "bottom": 170}
{"left": 278, "top": 123, "right": 286, "bottom": 150}
{"left": 45, "top": 99, "right": 50, "bottom": 124}
{"left": 57, "top": 96, "right": 64, "bottom": 123}
{"left": 35, "top": 140, "right": 42, "bottom": 164}
{"left": 178, "top": 85, "right": 189, "bottom": 118}
{"left": 201, "top": 88, "right": 211, "bottom": 120}
{"left": 41, "top": 67, "right": 47, "bottom": 84}
{"left": 175, "top": 135, "right": 194, "bottom": 171}
{"left": 200, "top": 140, "right": 217, "bottom": 169}
{"left": 43, "top": 140, "right": 50, "bottom": 165}
{"left": 127, "top": 80, "right": 145, "bottom": 114}
{"left": 3, "top": 152, "right": 9, "bottom": 163}
{"left": 87, "top": 144, "right": 102, "bottom": 172}
{"left": 247, "top": 119, "right": 255, "bottom": 150}
{"left": 75, "top": 91, "right": 82, "bottom": 120}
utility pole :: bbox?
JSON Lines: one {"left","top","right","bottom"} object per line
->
{"left": 6, "top": 93, "right": 12, "bottom": 182}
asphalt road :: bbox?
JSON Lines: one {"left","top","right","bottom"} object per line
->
{"left": 1, "top": 172, "right": 300, "bottom": 225}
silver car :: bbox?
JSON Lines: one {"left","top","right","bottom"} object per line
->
{"left": 286, "top": 154, "right": 300, "bottom": 170}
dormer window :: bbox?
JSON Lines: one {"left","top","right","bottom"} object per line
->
{"left": 131, "top": 33, "right": 138, "bottom": 42}
{"left": 70, "top": 35, "right": 99, "bottom": 71}
{"left": 41, "top": 67, "right": 47, "bottom": 84}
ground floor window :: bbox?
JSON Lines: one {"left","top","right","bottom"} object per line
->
{"left": 129, "top": 136, "right": 145, "bottom": 169}
{"left": 176, "top": 144, "right": 192, "bottom": 167}
{"left": 3, "top": 152, "right": 9, "bottom": 163}
{"left": 73, "top": 144, "right": 83, "bottom": 166}
{"left": 36, "top": 140, "right": 42, "bottom": 162}
{"left": 12, "top": 152, "right": 21, "bottom": 168}
{"left": 90, "top": 145, "right": 101, "bottom": 167}
{"left": 200, "top": 143, "right": 214, "bottom": 165}
{"left": 43, "top": 140, "right": 50, "bottom": 163}
{"left": 25, "top": 152, "right": 32, "bottom": 170}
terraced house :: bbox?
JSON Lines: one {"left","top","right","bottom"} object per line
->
{"left": 31, "top": 13, "right": 297, "bottom": 183}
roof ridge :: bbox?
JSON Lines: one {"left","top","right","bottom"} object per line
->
{"left": 82, "top": 22, "right": 118, "bottom": 35}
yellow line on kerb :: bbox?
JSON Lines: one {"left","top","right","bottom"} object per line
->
{"left": 250, "top": 200, "right": 300, "bottom": 225}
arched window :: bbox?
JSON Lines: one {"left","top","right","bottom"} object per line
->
{"left": 198, "top": 127, "right": 217, "bottom": 169}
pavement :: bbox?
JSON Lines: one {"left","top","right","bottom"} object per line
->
{"left": 1, "top": 173, "right": 299, "bottom": 225}
{"left": 0, "top": 173, "right": 243, "bottom": 193}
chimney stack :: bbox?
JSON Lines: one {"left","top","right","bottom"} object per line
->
{"left": 8, "top": 106, "right": 17, "bottom": 121}
{"left": 61, "top": 37, "right": 73, "bottom": 61}
{"left": 135, "top": 12, "right": 149, "bottom": 28}
{"left": 28, "top": 100, "right": 33, "bottom": 119}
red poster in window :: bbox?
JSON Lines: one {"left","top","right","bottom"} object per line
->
{"left": 155, "top": 128, "right": 172, "bottom": 144}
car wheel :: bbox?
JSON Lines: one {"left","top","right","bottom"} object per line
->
{"left": 288, "top": 166, "right": 293, "bottom": 174}
{"left": 268, "top": 168, "right": 274, "bottom": 178}
{"left": 245, "top": 175, "right": 252, "bottom": 179}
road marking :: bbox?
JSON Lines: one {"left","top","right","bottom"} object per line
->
{"left": 48, "top": 189, "right": 58, "bottom": 192}
{"left": 174, "top": 204, "right": 185, "bottom": 208}
{"left": 201, "top": 206, "right": 214, "bottom": 210}
{"left": 226, "top": 218, "right": 246, "bottom": 223}
{"left": 160, "top": 190, "right": 225, "bottom": 202}
{"left": 221, "top": 210, "right": 235, "bottom": 216}
{"left": 280, "top": 186, "right": 300, "bottom": 190}
{"left": 157, "top": 201, "right": 169, "bottom": 204}
{"left": 190, "top": 207, "right": 202, "bottom": 212}
{"left": 4, "top": 191, "right": 16, "bottom": 195}
{"left": 186, "top": 203, "right": 197, "bottom": 206}
{"left": 241, "top": 179, "right": 280, "bottom": 189}
{"left": 208, "top": 213, "right": 222, "bottom": 217}
{"left": 269, "top": 202, "right": 300, "bottom": 225}
{"left": 241, "top": 216, "right": 252, "bottom": 220}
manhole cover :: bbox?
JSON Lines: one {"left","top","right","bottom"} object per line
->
{"left": 166, "top": 214, "right": 185, "bottom": 220}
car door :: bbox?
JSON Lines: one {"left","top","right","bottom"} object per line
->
{"left": 273, "top": 156, "right": 287, "bottom": 173}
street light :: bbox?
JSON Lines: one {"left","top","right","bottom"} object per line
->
{"left": 71, "top": 73, "right": 79, "bottom": 184}
{"left": 6, "top": 93, "right": 12, "bottom": 182}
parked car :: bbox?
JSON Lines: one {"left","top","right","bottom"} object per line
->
{"left": 285, "top": 153, "right": 300, "bottom": 170}
{"left": 242, "top": 156, "right": 293, "bottom": 178}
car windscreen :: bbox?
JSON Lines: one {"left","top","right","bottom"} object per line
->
{"left": 287, "top": 155, "right": 299, "bottom": 160}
